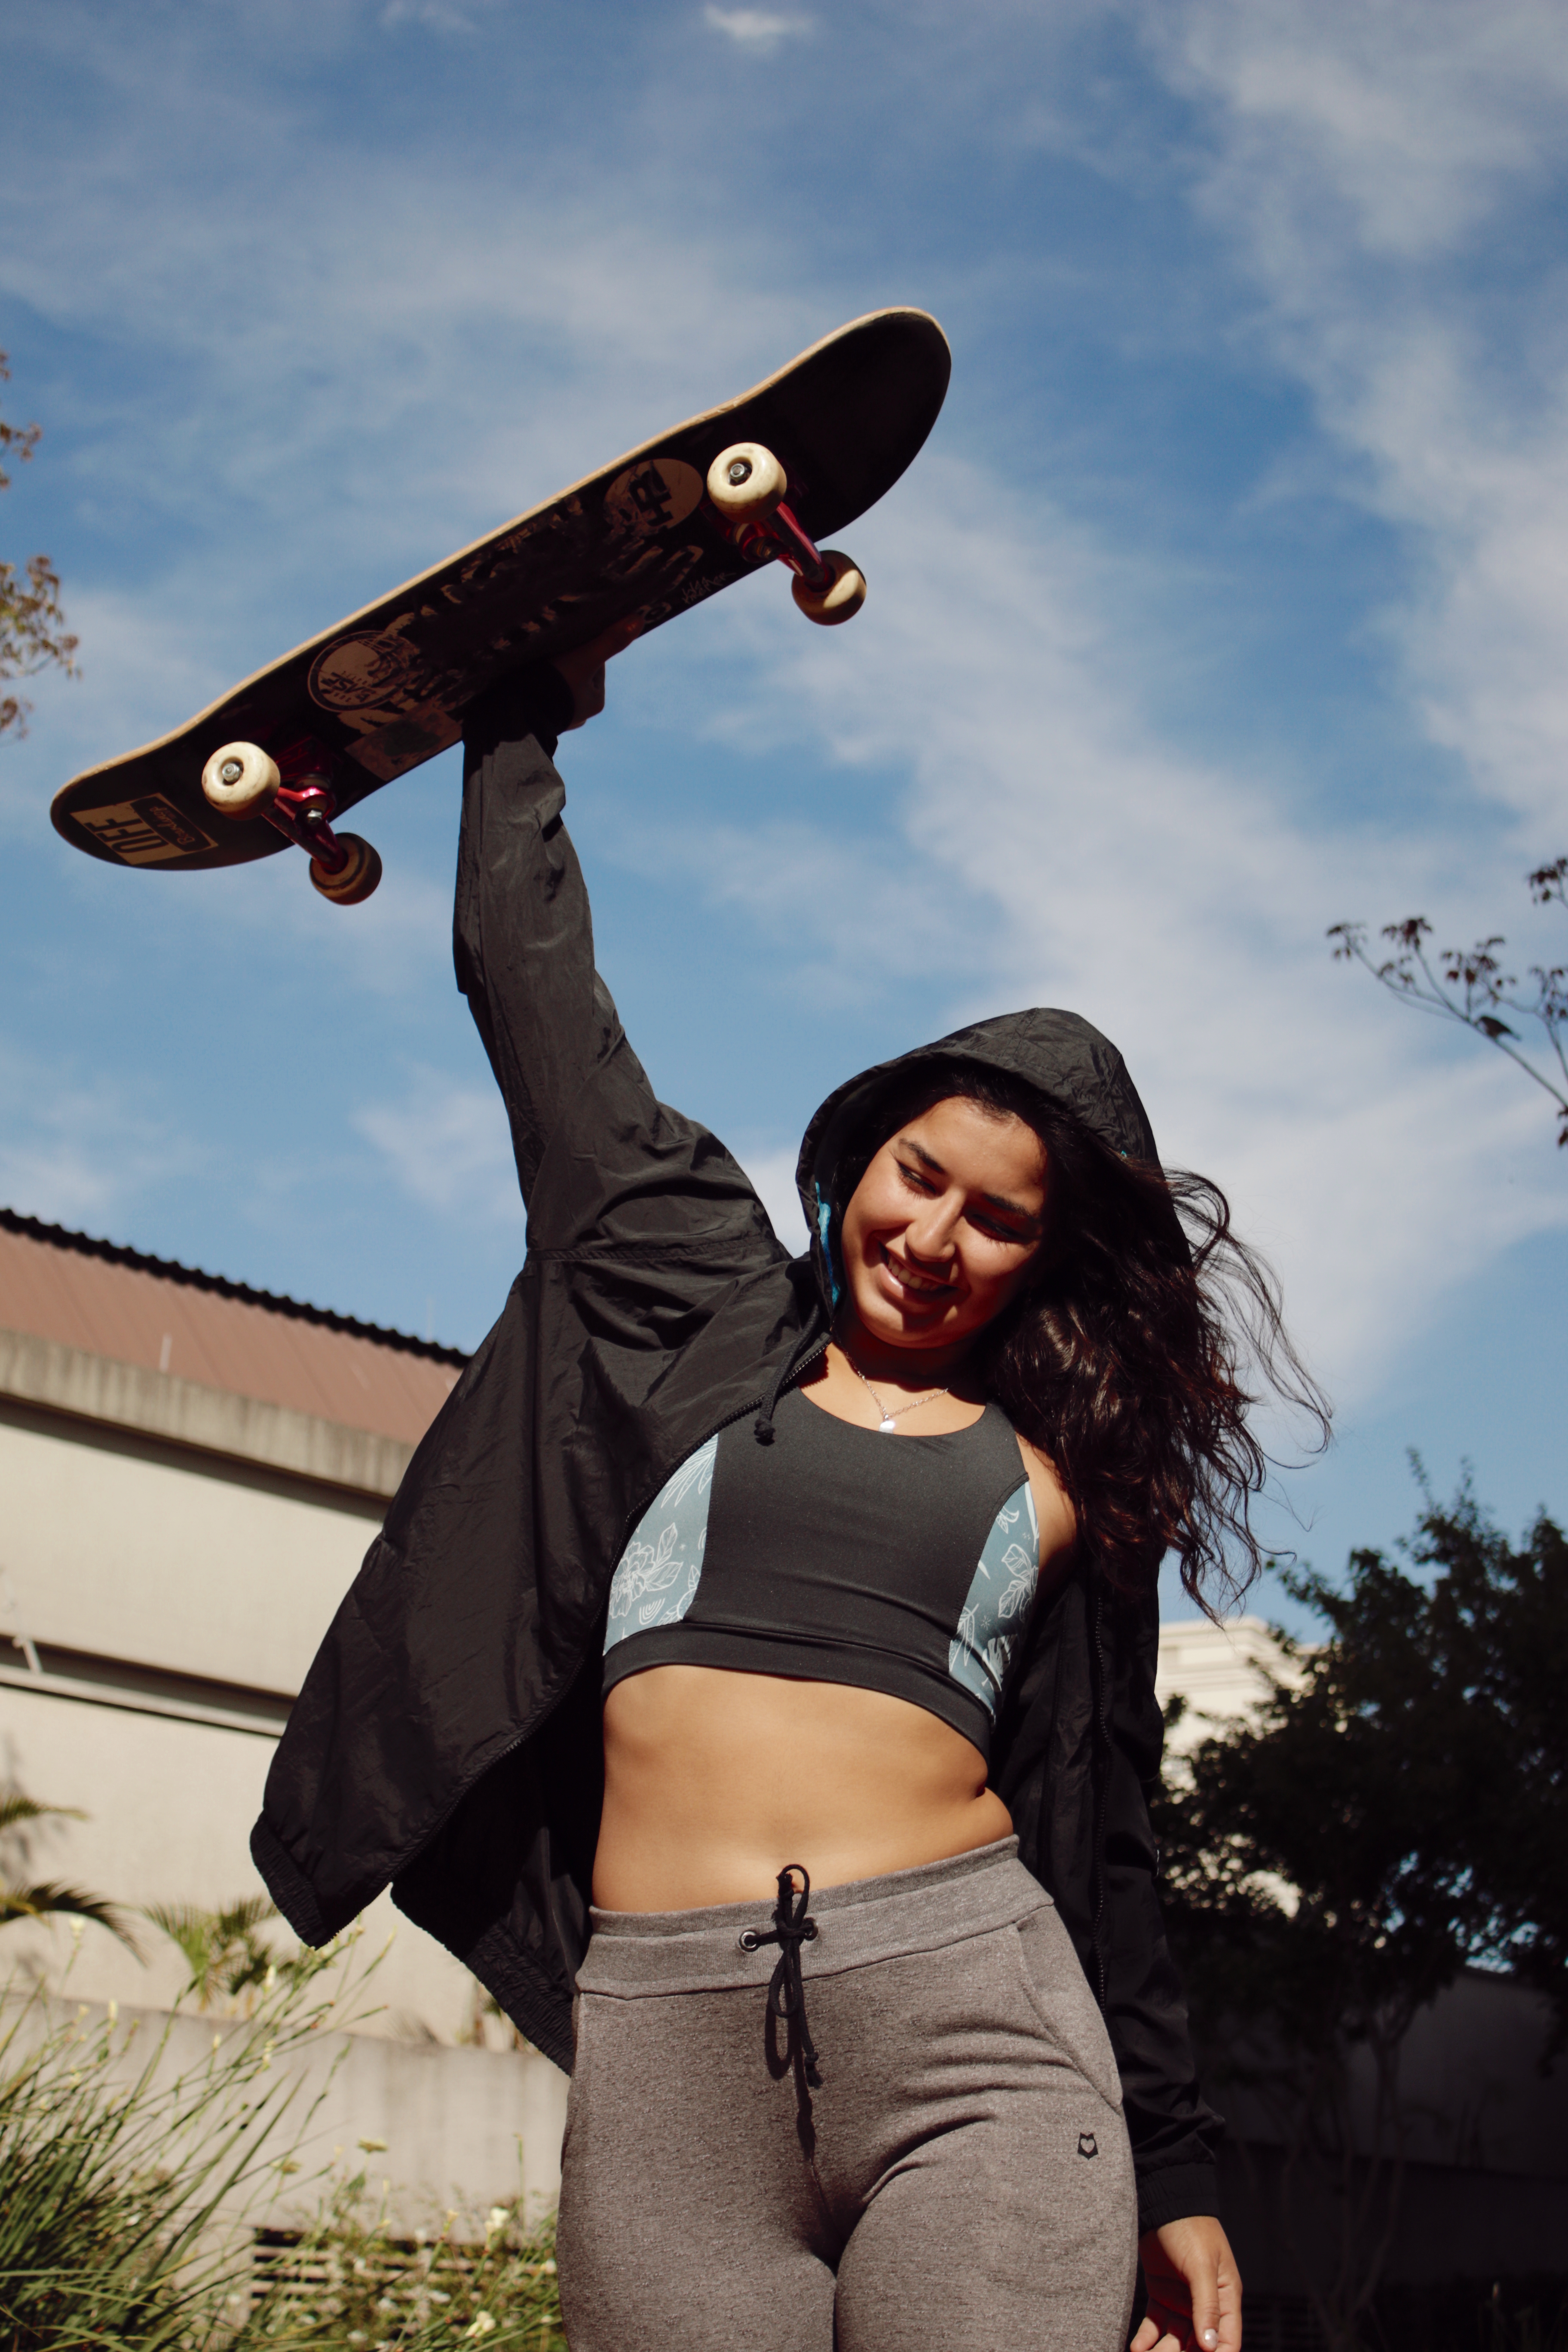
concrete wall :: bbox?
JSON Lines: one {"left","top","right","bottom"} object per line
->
{"left": 0, "top": 1677, "right": 487, "bottom": 2042}
{"left": 0, "top": 1393, "right": 388, "bottom": 1697}
{"left": 0, "top": 1372, "right": 484, "bottom": 2044}
{"left": 1204, "top": 1972, "right": 1567, "bottom": 2292}
{"left": 8, "top": 1991, "right": 569, "bottom": 2238}
{"left": 0, "top": 1332, "right": 571, "bottom": 2241}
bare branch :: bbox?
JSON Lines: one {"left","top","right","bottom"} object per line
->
{"left": 0, "top": 352, "right": 43, "bottom": 492}
{"left": 1330, "top": 861, "right": 1568, "bottom": 1149}
{"left": 0, "top": 356, "right": 77, "bottom": 738}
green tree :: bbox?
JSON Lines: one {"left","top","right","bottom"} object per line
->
{"left": 0, "top": 1792, "right": 141, "bottom": 1955}
{"left": 0, "top": 351, "right": 78, "bottom": 739}
{"left": 1403, "top": 1487, "right": 1568, "bottom": 2035}
{"left": 1330, "top": 858, "right": 1568, "bottom": 1149}
{"left": 1155, "top": 1488, "right": 1567, "bottom": 2349}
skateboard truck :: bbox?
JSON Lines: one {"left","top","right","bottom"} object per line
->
{"left": 705, "top": 443, "right": 867, "bottom": 625}
{"left": 200, "top": 743, "right": 383, "bottom": 905}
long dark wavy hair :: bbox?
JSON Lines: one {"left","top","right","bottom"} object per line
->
{"left": 829, "top": 1059, "right": 1330, "bottom": 1614}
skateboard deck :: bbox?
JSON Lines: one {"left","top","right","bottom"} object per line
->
{"left": 52, "top": 308, "right": 950, "bottom": 895}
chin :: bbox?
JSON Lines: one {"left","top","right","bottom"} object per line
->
{"left": 857, "top": 1288, "right": 961, "bottom": 1344}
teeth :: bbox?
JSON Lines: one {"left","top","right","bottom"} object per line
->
{"left": 885, "top": 1253, "right": 946, "bottom": 1295}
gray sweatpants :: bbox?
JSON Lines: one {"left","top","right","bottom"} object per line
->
{"left": 557, "top": 1838, "right": 1137, "bottom": 2352}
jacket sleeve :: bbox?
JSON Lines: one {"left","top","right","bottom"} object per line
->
{"left": 454, "top": 664, "right": 628, "bottom": 1205}
{"left": 454, "top": 665, "right": 784, "bottom": 1269}
{"left": 1099, "top": 1578, "right": 1226, "bottom": 2233}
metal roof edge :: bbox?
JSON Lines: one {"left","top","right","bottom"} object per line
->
{"left": 0, "top": 1206, "right": 469, "bottom": 1368}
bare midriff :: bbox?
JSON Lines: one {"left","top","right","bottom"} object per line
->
{"left": 593, "top": 1665, "right": 1014, "bottom": 1912}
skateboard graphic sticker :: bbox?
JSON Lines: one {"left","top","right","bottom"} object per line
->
{"left": 70, "top": 794, "right": 220, "bottom": 864}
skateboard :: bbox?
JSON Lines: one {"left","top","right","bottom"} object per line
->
{"left": 51, "top": 309, "right": 951, "bottom": 905}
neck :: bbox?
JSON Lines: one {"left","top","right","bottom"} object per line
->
{"left": 833, "top": 1315, "right": 978, "bottom": 1393}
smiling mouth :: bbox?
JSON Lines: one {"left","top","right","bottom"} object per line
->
{"left": 879, "top": 1243, "right": 953, "bottom": 1300}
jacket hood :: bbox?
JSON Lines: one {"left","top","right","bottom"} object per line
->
{"left": 795, "top": 1007, "right": 1161, "bottom": 1298}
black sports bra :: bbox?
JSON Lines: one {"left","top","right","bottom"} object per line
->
{"left": 602, "top": 1385, "right": 1039, "bottom": 1758}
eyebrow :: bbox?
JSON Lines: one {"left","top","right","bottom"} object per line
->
{"left": 901, "top": 1137, "right": 1044, "bottom": 1227}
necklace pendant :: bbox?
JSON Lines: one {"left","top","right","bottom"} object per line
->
{"left": 878, "top": 1415, "right": 898, "bottom": 1433}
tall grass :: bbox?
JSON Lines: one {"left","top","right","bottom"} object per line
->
{"left": 0, "top": 1939, "right": 567, "bottom": 2350}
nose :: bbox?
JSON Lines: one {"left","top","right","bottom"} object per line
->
{"left": 903, "top": 1191, "right": 961, "bottom": 1263}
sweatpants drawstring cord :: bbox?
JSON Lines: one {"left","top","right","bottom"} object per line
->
{"left": 739, "top": 1865, "right": 822, "bottom": 2087}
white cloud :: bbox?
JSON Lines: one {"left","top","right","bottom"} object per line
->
{"left": 381, "top": 0, "right": 483, "bottom": 29}
{"left": 731, "top": 1140, "right": 809, "bottom": 1250}
{"left": 704, "top": 8, "right": 812, "bottom": 54}
{"left": 355, "top": 1068, "right": 525, "bottom": 1224}
{"left": 0, "top": 22, "right": 827, "bottom": 677}
{"left": 1143, "top": 0, "right": 1568, "bottom": 838}
{"left": 0, "top": 1039, "right": 207, "bottom": 1232}
{"left": 1152, "top": 0, "right": 1568, "bottom": 262}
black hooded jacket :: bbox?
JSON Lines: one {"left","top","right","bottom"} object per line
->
{"left": 252, "top": 670, "right": 1222, "bottom": 2234}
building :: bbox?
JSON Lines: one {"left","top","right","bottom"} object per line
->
{"left": 0, "top": 1205, "right": 478, "bottom": 2039}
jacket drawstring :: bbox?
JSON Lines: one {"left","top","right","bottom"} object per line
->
{"left": 739, "top": 1865, "right": 822, "bottom": 2087}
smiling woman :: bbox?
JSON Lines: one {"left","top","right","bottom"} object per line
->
{"left": 253, "top": 629, "right": 1327, "bottom": 2352}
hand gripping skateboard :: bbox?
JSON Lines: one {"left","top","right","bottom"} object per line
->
{"left": 52, "top": 309, "right": 950, "bottom": 906}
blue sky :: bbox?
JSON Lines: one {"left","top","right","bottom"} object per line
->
{"left": 3, "top": 0, "right": 1566, "bottom": 1629}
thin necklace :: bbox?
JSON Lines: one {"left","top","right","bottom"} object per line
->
{"left": 841, "top": 1351, "right": 951, "bottom": 1434}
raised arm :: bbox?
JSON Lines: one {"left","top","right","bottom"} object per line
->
{"left": 453, "top": 634, "right": 633, "bottom": 1203}
{"left": 454, "top": 635, "right": 785, "bottom": 1267}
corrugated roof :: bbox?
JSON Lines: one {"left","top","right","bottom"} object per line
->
{"left": 0, "top": 1209, "right": 464, "bottom": 1445}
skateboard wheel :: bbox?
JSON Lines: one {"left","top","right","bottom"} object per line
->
{"left": 707, "top": 442, "right": 786, "bottom": 522}
{"left": 309, "top": 832, "right": 382, "bottom": 907}
{"left": 792, "top": 551, "right": 866, "bottom": 627}
{"left": 202, "top": 740, "right": 281, "bottom": 818}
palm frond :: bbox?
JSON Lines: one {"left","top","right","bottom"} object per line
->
{"left": 0, "top": 1878, "right": 143, "bottom": 1955}
{"left": 143, "top": 1896, "right": 279, "bottom": 2007}
{"left": 0, "top": 1793, "right": 85, "bottom": 1836}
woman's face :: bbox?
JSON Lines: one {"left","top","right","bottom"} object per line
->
{"left": 838, "top": 1096, "right": 1048, "bottom": 1357}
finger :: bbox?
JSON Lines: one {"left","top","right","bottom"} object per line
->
{"left": 1133, "top": 2305, "right": 1185, "bottom": 2352}
{"left": 1186, "top": 2250, "right": 1221, "bottom": 2352}
{"left": 568, "top": 615, "right": 641, "bottom": 672}
{"left": 560, "top": 665, "right": 606, "bottom": 732}
{"left": 1215, "top": 2253, "right": 1243, "bottom": 2352}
